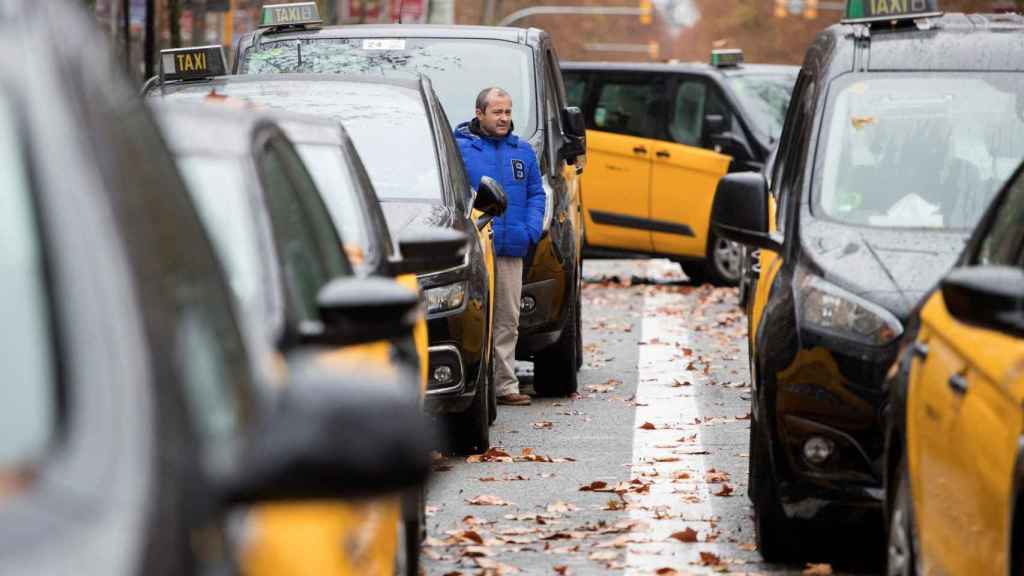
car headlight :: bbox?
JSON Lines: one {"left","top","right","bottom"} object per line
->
{"left": 797, "top": 270, "right": 902, "bottom": 346}
{"left": 424, "top": 282, "right": 466, "bottom": 314}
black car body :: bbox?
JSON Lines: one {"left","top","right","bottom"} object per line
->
{"left": 0, "top": 4, "right": 431, "bottom": 573}
{"left": 148, "top": 73, "right": 501, "bottom": 453}
{"left": 232, "top": 22, "right": 587, "bottom": 397}
{"left": 711, "top": 10, "right": 1024, "bottom": 560}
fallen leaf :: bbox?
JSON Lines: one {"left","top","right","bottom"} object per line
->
{"left": 468, "top": 494, "right": 511, "bottom": 506}
{"left": 540, "top": 532, "right": 573, "bottom": 541}
{"left": 738, "top": 543, "right": 757, "bottom": 551}
{"left": 656, "top": 569, "right": 681, "bottom": 576}
{"left": 638, "top": 421, "right": 657, "bottom": 430}
{"left": 467, "top": 447, "right": 514, "bottom": 463}
{"left": 479, "top": 477, "right": 498, "bottom": 482}
{"left": 579, "top": 480, "right": 610, "bottom": 492}
{"left": 670, "top": 527, "right": 699, "bottom": 543}
{"left": 705, "top": 469, "right": 730, "bottom": 483}
{"left": 654, "top": 456, "right": 680, "bottom": 463}
{"left": 670, "top": 379, "right": 692, "bottom": 388}
{"left": 699, "top": 551, "right": 721, "bottom": 566}
{"left": 803, "top": 564, "right": 833, "bottom": 575}
{"left": 588, "top": 550, "right": 619, "bottom": 561}
{"left": 713, "top": 483, "right": 735, "bottom": 497}
{"left": 553, "top": 566, "right": 571, "bottom": 575}
{"left": 604, "top": 498, "right": 625, "bottom": 510}
{"left": 533, "top": 421, "right": 554, "bottom": 429}
{"left": 462, "top": 545, "right": 494, "bottom": 557}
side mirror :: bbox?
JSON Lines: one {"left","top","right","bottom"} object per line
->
{"left": 220, "top": 368, "right": 436, "bottom": 504}
{"left": 562, "top": 106, "right": 586, "bottom": 139}
{"left": 473, "top": 176, "right": 508, "bottom": 228}
{"left": 302, "top": 277, "right": 419, "bottom": 347}
{"left": 392, "top": 226, "right": 469, "bottom": 275}
{"left": 941, "top": 266, "right": 1024, "bottom": 336}
{"left": 711, "top": 172, "right": 782, "bottom": 251}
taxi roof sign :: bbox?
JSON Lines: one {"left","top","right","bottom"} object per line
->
{"left": 160, "top": 46, "right": 227, "bottom": 82}
{"left": 259, "top": 2, "right": 322, "bottom": 28}
{"left": 843, "top": 0, "right": 942, "bottom": 24}
{"left": 711, "top": 49, "right": 743, "bottom": 68}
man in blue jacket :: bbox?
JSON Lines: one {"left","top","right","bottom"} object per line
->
{"left": 455, "top": 87, "right": 545, "bottom": 407}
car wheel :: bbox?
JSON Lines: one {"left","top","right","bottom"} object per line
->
{"left": 751, "top": 413, "right": 800, "bottom": 562}
{"left": 705, "top": 230, "right": 743, "bottom": 286}
{"left": 886, "top": 461, "right": 917, "bottom": 576}
{"left": 737, "top": 246, "right": 751, "bottom": 307}
{"left": 575, "top": 270, "right": 583, "bottom": 371}
{"left": 448, "top": 366, "right": 490, "bottom": 454}
{"left": 533, "top": 292, "right": 579, "bottom": 397}
{"left": 488, "top": 356, "right": 497, "bottom": 426}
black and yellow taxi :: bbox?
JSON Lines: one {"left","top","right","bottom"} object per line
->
{"left": 711, "top": 0, "right": 1024, "bottom": 560}
{"left": 152, "top": 98, "right": 458, "bottom": 575}
{"left": 562, "top": 51, "right": 798, "bottom": 285}
{"left": 147, "top": 61, "right": 507, "bottom": 454}
{"left": 231, "top": 3, "right": 588, "bottom": 396}
{"left": 883, "top": 161, "right": 1024, "bottom": 574}
{"left": 0, "top": 3, "right": 433, "bottom": 573}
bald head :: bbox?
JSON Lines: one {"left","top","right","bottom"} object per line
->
{"left": 475, "top": 87, "right": 513, "bottom": 137}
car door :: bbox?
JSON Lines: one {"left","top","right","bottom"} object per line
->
{"left": 578, "top": 71, "right": 659, "bottom": 254}
{"left": 911, "top": 174, "right": 1024, "bottom": 575}
{"left": 649, "top": 75, "right": 732, "bottom": 257}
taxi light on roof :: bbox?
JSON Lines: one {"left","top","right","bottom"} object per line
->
{"left": 711, "top": 49, "right": 743, "bottom": 68}
{"left": 843, "top": 0, "right": 942, "bottom": 23}
{"left": 159, "top": 46, "right": 227, "bottom": 82}
{"left": 259, "top": 2, "right": 322, "bottom": 28}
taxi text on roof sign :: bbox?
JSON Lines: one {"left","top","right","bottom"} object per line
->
{"left": 844, "top": 0, "right": 942, "bottom": 23}
{"left": 160, "top": 46, "right": 227, "bottom": 82}
{"left": 711, "top": 49, "right": 743, "bottom": 68}
{"left": 260, "top": 2, "right": 322, "bottom": 28}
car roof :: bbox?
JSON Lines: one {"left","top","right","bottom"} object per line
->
{"left": 561, "top": 61, "right": 799, "bottom": 78}
{"left": 151, "top": 101, "right": 283, "bottom": 155}
{"left": 247, "top": 23, "right": 532, "bottom": 44}
{"left": 824, "top": 12, "right": 1024, "bottom": 72}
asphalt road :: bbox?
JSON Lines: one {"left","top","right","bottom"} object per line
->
{"left": 422, "top": 259, "right": 884, "bottom": 576}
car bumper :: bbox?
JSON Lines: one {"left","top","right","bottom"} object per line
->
{"left": 422, "top": 304, "right": 486, "bottom": 415}
{"left": 516, "top": 234, "right": 573, "bottom": 358}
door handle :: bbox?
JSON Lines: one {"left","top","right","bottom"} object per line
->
{"left": 948, "top": 372, "right": 969, "bottom": 396}
{"left": 912, "top": 342, "right": 929, "bottom": 360}
{"left": 632, "top": 146, "right": 647, "bottom": 155}
{"left": 656, "top": 150, "right": 671, "bottom": 158}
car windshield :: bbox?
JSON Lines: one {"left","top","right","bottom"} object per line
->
{"left": 0, "top": 91, "right": 54, "bottom": 481}
{"left": 175, "top": 155, "right": 267, "bottom": 313}
{"left": 726, "top": 72, "right": 797, "bottom": 142}
{"left": 815, "top": 74, "right": 1024, "bottom": 230}
{"left": 240, "top": 37, "right": 536, "bottom": 135}
{"left": 162, "top": 81, "right": 443, "bottom": 202}
{"left": 293, "top": 142, "right": 374, "bottom": 272}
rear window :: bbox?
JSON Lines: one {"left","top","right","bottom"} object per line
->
{"left": 239, "top": 37, "right": 537, "bottom": 136}
{"left": 158, "top": 81, "right": 443, "bottom": 202}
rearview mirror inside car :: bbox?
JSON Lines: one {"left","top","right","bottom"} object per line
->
{"left": 941, "top": 266, "right": 1024, "bottom": 337}
{"left": 710, "top": 172, "right": 781, "bottom": 252}
{"left": 219, "top": 367, "right": 436, "bottom": 505}
{"left": 300, "top": 276, "right": 419, "bottom": 347}
{"left": 392, "top": 226, "right": 469, "bottom": 275}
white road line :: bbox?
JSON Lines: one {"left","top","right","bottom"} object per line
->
{"left": 624, "top": 261, "right": 727, "bottom": 574}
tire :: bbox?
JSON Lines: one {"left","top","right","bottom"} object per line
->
{"left": 679, "top": 262, "right": 706, "bottom": 285}
{"left": 575, "top": 270, "right": 583, "bottom": 371}
{"left": 705, "top": 229, "right": 743, "bottom": 287}
{"left": 448, "top": 365, "right": 490, "bottom": 454}
{"left": 398, "top": 488, "right": 424, "bottom": 576}
{"left": 487, "top": 357, "right": 497, "bottom": 426}
{"left": 533, "top": 293, "right": 579, "bottom": 397}
{"left": 751, "top": 414, "right": 801, "bottom": 562}
{"left": 737, "top": 246, "right": 752, "bottom": 308}
{"left": 886, "top": 462, "right": 917, "bottom": 576}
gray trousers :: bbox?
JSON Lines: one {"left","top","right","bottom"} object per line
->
{"left": 493, "top": 256, "right": 524, "bottom": 397}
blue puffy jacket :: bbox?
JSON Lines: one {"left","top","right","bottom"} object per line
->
{"left": 454, "top": 120, "right": 545, "bottom": 259}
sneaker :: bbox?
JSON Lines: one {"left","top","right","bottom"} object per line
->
{"left": 496, "top": 393, "right": 532, "bottom": 406}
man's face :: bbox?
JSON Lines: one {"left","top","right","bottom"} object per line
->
{"left": 476, "top": 92, "right": 513, "bottom": 137}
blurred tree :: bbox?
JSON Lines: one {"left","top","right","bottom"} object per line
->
{"left": 169, "top": 0, "right": 181, "bottom": 47}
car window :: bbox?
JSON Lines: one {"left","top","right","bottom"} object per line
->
{"left": 726, "top": 73, "right": 798, "bottom": 142}
{"left": 241, "top": 38, "right": 538, "bottom": 137}
{"left": 591, "top": 76, "right": 657, "bottom": 138}
{"left": 176, "top": 155, "right": 267, "bottom": 315}
{"left": 975, "top": 168, "right": 1024, "bottom": 267}
{"left": 563, "top": 72, "right": 588, "bottom": 109}
{"left": 775, "top": 73, "right": 814, "bottom": 234}
{"left": 0, "top": 93, "right": 55, "bottom": 476}
{"left": 258, "top": 140, "right": 349, "bottom": 326}
{"left": 669, "top": 79, "right": 708, "bottom": 147}
{"left": 815, "top": 73, "right": 1024, "bottom": 230}
{"left": 293, "top": 143, "right": 374, "bottom": 272}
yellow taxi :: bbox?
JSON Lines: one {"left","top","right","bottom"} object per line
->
{"left": 883, "top": 158, "right": 1024, "bottom": 575}
{"left": 150, "top": 53, "right": 469, "bottom": 574}
{"left": 562, "top": 52, "right": 797, "bottom": 285}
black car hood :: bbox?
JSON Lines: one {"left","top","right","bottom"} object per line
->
{"left": 379, "top": 200, "right": 457, "bottom": 242}
{"left": 802, "top": 219, "right": 968, "bottom": 320}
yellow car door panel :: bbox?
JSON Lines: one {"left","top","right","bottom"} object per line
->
{"left": 582, "top": 129, "right": 653, "bottom": 252}
{"left": 650, "top": 141, "right": 730, "bottom": 257}
{"left": 579, "top": 73, "right": 662, "bottom": 254}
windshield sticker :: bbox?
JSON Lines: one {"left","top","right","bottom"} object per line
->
{"left": 362, "top": 39, "right": 407, "bottom": 50}
{"left": 851, "top": 116, "right": 877, "bottom": 130}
